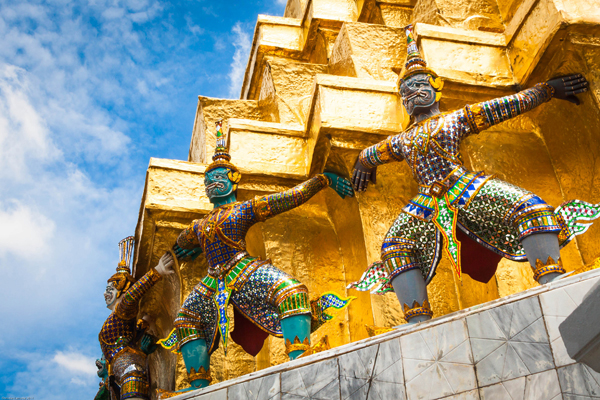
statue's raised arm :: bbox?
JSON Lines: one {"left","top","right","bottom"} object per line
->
{"left": 352, "top": 24, "right": 588, "bottom": 193}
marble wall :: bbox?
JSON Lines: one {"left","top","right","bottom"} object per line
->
{"left": 167, "top": 268, "right": 600, "bottom": 400}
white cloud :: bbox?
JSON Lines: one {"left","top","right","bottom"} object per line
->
{"left": 0, "top": 64, "right": 60, "bottom": 178}
{"left": 4, "top": 349, "right": 100, "bottom": 399}
{"left": 276, "top": 0, "right": 288, "bottom": 5}
{"left": 228, "top": 22, "right": 252, "bottom": 99}
{"left": 185, "top": 14, "right": 204, "bottom": 36}
{"left": 53, "top": 350, "right": 98, "bottom": 377}
{"left": 0, "top": 0, "right": 250, "bottom": 398}
{"left": 0, "top": 200, "right": 55, "bottom": 259}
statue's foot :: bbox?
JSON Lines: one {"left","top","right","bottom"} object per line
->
{"left": 157, "top": 387, "right": 196, "bottom": 399}
{"left": 407, "top": 314, "right": 432, "bottom": 324}
{"left": 393, "top": 314, "right": 432, "bottom": 328}
{"left": 538, "top": 271, "right": 574, "bottom": 284}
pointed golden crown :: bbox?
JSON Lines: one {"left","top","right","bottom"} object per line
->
{"left": 206, "top": 121, "right": 240, "bottom": 174}
{"left": 107, "top": 236, "right": 135, "bottom": 295}
{"left": 400, "top": 24, "right": 438, "bottom": 81}
{"left": 205, "top": 120, "right": 241, "bottom": 189}
{"left": 393, "top": 25, "right": 444, "bottom": 102}
{"left": 116, "top": 236, "right": 134, "bottom": 274}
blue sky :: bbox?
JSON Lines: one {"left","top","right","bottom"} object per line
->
{"left": 0, "top": 0, "right": 286, "bottom": 398}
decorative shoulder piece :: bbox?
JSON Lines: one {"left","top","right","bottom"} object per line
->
{"left": 554, "top": 200, "right": 600, "bottom": 245}
{"left": 157, "top": 328, "right": 179, "bottom": 352}
{"left": 532, "top": 256, "right": 566, "bottom": 282}
{"left": 346, "top": 261, "right": 394, "bottom": 295}
{"left": 252, "top": 195, "right": 270, "bottom": 222}
{"left": 285, "top": 336, "right": 310, "bottom": 355}
{"left": 403, "top": 300, "right": 433, "bottom": 322}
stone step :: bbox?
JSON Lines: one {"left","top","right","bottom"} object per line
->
{"left": 167, "top": 267, "right": 600, "bottom": 400}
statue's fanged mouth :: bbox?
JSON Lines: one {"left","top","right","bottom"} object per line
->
{"left": 206, "top": 182, "right": 225, "bottom": 193}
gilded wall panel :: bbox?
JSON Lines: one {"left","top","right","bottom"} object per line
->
{"left": 189, "top": 98, "right": 265, "bottom": 164}
{"left": 265, "top": 59, "right": 328, "bottom": 125}
{"left": 412, "top": 0, "right": 505, "bottom": 32}
{"left": 330, "top": 22, "right": 406, "bottom": 82}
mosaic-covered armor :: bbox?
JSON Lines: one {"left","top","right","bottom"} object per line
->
{"left": 349, "top": 25, "right": 599, "bottom": 323}
{"left": 358, "top": 84, "right": 561, "bottom": 279}
{"left": 173, "top": 173, "right": 335, "bottom": 353}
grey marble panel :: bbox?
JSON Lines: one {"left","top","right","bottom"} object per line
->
{"left": 228, "top": 373, "right": 280, "bottom": 400}
{"left": 466, "top": 296, "right": 554, "bottom": 386}
{"left": 337, "top": 339, "right": 406, "bottom": 400}
{"left": 401, "top": 319, "right": 476, "bottom": 400}
{"left": 193, "top": 388, "right": 227, "bottom": 400}
{"left": 539, "top": 277, "right": 600, "bottom": 367}
{"left": 479, "top": 369, "right": 562, "bottom": 400}
{"left": 281, "top": 358, "right": 340, "bottom": 400}
{"left": 558, "top": 363, "right": 600, "bottom": 398}
{"left": 440, "top": 390, "right": 480, "bottom": 400}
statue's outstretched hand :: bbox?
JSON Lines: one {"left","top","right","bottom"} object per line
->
{"left": 323, "top": 172, "right": 355, "bottom": 199}
{"left": 351, "top": 157, "right": 377, "bottom": 192}
{"left": 155, "top": 251, "right": 175, "bottom": 276}
{"left": 173, "top": 244, "right": 202, "bottom": 261}
{"left": 547, "top": 74, "right": 588, "bottom": 105}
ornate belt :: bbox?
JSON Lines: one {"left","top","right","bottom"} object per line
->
{"left": 208, "top": 250, "right": 249, "bottom": 279}
{"left": 419, "top": 166, "right": 466, "bottom": 197}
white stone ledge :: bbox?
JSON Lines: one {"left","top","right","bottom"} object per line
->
{"left": 166, "top": 267, "right": 600, "bottom": 399}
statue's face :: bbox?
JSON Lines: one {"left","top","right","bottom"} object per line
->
{"left": 205, "top": 167, "right": 234, "bottom": 202}
{"left": 400, "top": 73, "right": 437, "bottom": 116}
{"left": 104, "top": 282, "right": 119, "bottom": 307}
{"left": 96, "top": 357, "right": 108, "bottom": 379}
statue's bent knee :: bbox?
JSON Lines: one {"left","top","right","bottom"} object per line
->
{"left": 511, "top": 197, "right": 565, "bottom": 283}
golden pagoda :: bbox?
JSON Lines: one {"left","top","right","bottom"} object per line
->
{"left": 131, "top": 0, "right": 600, "bottom": 392}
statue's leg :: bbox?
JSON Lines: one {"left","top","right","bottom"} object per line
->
{"left": 280, "top": 314, "right": 312, "bottom": 360}
{"left": 381, "top": 213, "right": 436, "bottom": 323}
{"left": 112, "top": 352, "right": 150, "bottom": 400}
{"left": 390, "top": 269, "right": 431, "bottom": 323}
{"left": 520, "top": 232, "right": 564, "bottom": 284}
{"left": 180, "top": 338, "right": 211, "bottom": 389}
{"left": 228, "top": 261, "right": 312, "bottom": 360}
{"left": 274, "top": 275, "right": 312, "bottom": 360}
{"left": 168, "top": 289, "right": 215, "bottom": 393}
{"left": 509, "top": 193, "right": 565, "bottom": 283}
{"left": 457, "top": 177, "right": 566, "bottom": 285}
